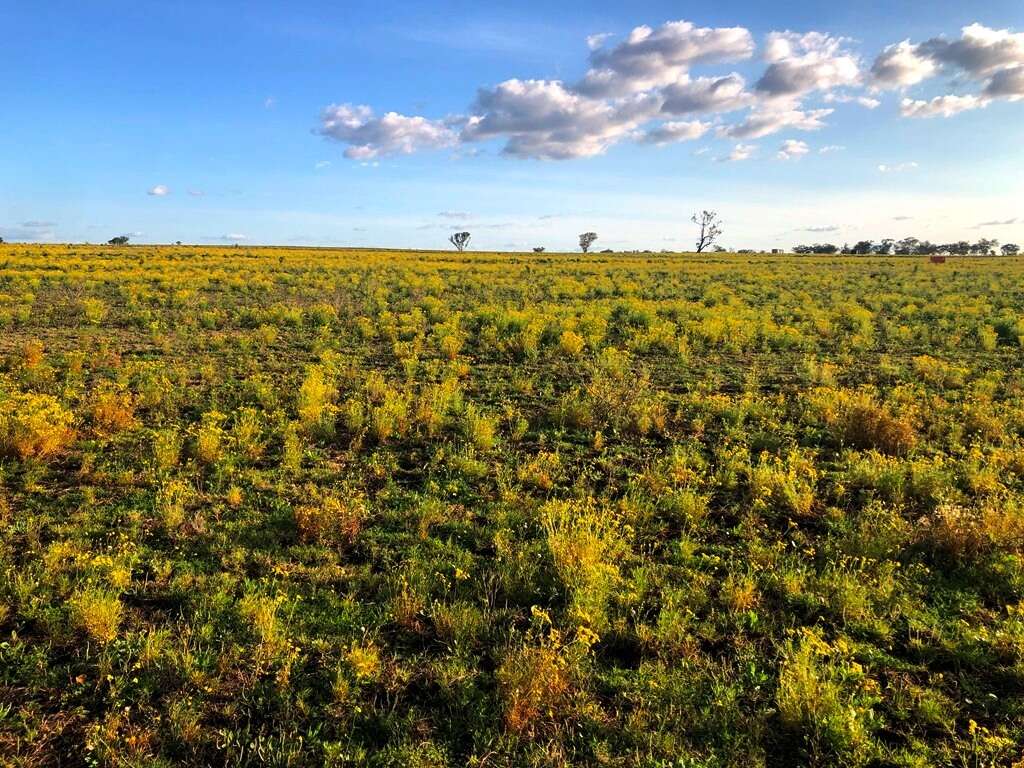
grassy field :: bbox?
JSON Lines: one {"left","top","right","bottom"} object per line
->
{"left": 1, "top": 243, "right": 1023, "bottom": 767}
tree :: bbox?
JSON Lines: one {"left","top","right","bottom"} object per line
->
{"left": 851, "top": 240, "right": 874, "bottom": 255}
{"left": 578, "top": 232, "right": 598, "bottom": 253}
{"left": 692, "top": 210, "right": 722, "bottom": 253}
{"left": 873, "top": 239, "right": 896, "bottom": 255}
{"left": 108, "top": 235, "right": 130, "bottom": 246}
{"left": 971, "top": 238, "right": 998, "bottom": 255}
{"left": 0, "top": 236, "right": 4, "bottom": 244}
{"left": 1002, "top": 243, "right": 1020, "bottom": 256}
{"left": 449, "top": 232, "right": 471, "bottom": 252}
{"left": 533, "top": 247, "right": 545, "bottom": 253}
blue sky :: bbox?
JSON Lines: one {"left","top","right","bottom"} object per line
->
{"left": 2, "top": 0, "right": 1023, "bottom": 251}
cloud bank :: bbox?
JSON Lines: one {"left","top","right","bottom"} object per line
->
{"left": 317, "top": 19, "right": 1024, "bottom": 161}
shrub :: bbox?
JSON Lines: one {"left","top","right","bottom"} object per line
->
{"left": 558, "top": 330, "right": 586, "bottom": 358}
{"left": 71, "top": 586, "right": 123, "bottom": 644}
{"left": 915, "top": 502, "right": 1024, "bottom": 565}
{"left": 151, "top": 428, "right": 182, "bottom": 472}
{"left": 0, "top": 389, "right": 75, "bottom": 459}
{"left": 232, "top": 407, "right": 265, "bottom": 462}
{"left": 81, "top": 297, "right": 108, "bottom": 325}
{"left": 542, "top": 498, "right": 631, "bottom": 630}
{"left": 297, "top": 365, "right": 337, "bottom": 438}
{"left": 462, "top": 404, "right": 497, "bottom": 452}
{"left": 89, "top": 388, "right": 137, "bottom": 435}
{"left": 293, "top": 486, "right": 366, "bottom": 548}
{"left": 497, "top": 644, "right": 570, "bottom": 737}
{"left": 194, "top": 411, "right": 227, "bottom": 465}
{"left": 776, "top": 629, "right": 876, "bottom": 763}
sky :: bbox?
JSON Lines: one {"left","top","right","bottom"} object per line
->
{"left": 2, "top": 0, "right": 1024, "bottom": 251}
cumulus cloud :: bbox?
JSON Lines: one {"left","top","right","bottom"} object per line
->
{"left": 985, "top": 65, "right": 1024, "bottom": 99}
{"left": 920, "top": 23, "right": 1024, "bottom": 79}
{"left": 900, "top": 94, "right": 986, "bottom": 118}
{"left": 576, "top": 20, "right": 754, "bottom": 98}
{"left": 586, "top": 32, "right": 614, "bottom": 51}
{"left": 319, "top": 103, "right": 457, "bottom": 159}
{"left": 461, "top": 79, "right": 660, "bottom": 159}
{"left": 316, "top": 18, "right": 1024, "bottom": 161}
{"left": 148, "top": 184, "right": 169, "bottom": 196}
{"left": 660, "top": 73, "right": 751, "bottom": 115}
{"left": 755, "top": 31, "right": 861, "bottom": 100}
{"left": 872, "top": 24, "right": 1024, "bottom": 112}
{"left": 720, "top": 143, "right": 757, "bottom": 162}
{"left": 777, "top": 139, "right": 810, "bottom": 159}
{"left": 636, "top": 120, "right": 711, "bottom": 145}
{"left": 823, "top": 92, "right": 880, "bottom": 108}
{"left": 720, "top": 107, "right": 832, "bottom": 139}
{"left": 870, "top": 41, "right": 937, "bottom": 89}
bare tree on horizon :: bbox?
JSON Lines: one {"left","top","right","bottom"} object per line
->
{"left": 693, "top": 211, "right": 722, "bottom": 253}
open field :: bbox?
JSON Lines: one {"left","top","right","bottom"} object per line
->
{"left": 1, "top": 244, "right": 1023, "bottom": 766}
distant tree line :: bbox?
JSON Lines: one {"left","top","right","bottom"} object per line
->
{"left": 792, "top": 237, "right": 1020, "bottom": 256}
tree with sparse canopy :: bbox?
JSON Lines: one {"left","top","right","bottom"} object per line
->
{"left": 449, "top": 232, "right": 471, "bottom": 252}
{"left": 579, "top": 232, "right": 598, "bottom": 253}
{"left": 108, "top": 235, "right": 130, "bottom": 246}
{"left": 1003, "top": 243, "right": 1020, "bottom": 256}
{"left": 692, "top": 211, "right": 722, "bottom": 253}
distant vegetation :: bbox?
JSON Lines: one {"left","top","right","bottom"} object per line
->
{"left": 793, "top": 237, "right": 1020, "bottom": 256}
{"left": 0, "top": 243, "right": 1022, "bottom": 766}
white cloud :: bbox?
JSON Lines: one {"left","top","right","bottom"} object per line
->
{"left": 438, "top": 211, "right": 473, "bottom": 220}
{"left": 636, "top": 120, "right": 711, "bottom": 145}
{"left": 660, "top": 73, "right": 751, "bottom": 115}
{"left": 800, "top": 224, "right": 840, "bottom": 232}
{"left": 819, "top": 144, "right": 845, "bottom": 153}
{"left": 316, "top": 18, "right": 1024, "bottom": 163}
{"left": 878, "top": 161, "right": 919, "bottom": 173}
{"left": 264, "top": 96, "right": 276, "bottom": 109}
{"left": 222, "top": 233, "right": 247, "bottom": 242}
{"left": 315, "top": 160, "right": 332, "bottom": 169}
{"left": 870, "top": 41, "right": 937, "bottom": 89}
{"left": 720, "top": 107, "right": 832, "bottom": 139}
{"left": 586, "top": 32, "right": 614, "bottom": 51}
{"left": 319, "top": 103, "right": 458, "bottom": 159}
{"left": 873, "top": 24, "right": 1024, "bottom": 111}
{"left": 575, "top": 20, "right": 754, "bottom": 98}
{"left": 824, "top": 92, "right": 881, "bottom": 108}
{"left": 777, "top": 139, "right": 810, "bottom": 160}
{"left": 900, "top": 94, "right": 986, "bottom": 118}
{"left": 921, "top": 23, "right": 1024, "bottom": 79}
{"left": 148, "top": 184, "right": 169, "bottom": 196}
{"left": 721, "top": 143, "right": 757, "bottom": 162}
{"left": 755, "top": 31, "right": 861, "bottom": 100}
{"left": 461, "top": 79, "right": 661, "bottom": 159}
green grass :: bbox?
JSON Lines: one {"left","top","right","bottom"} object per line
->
{"left": 0, "top": 243, "right": 1023, "bottom": 766}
